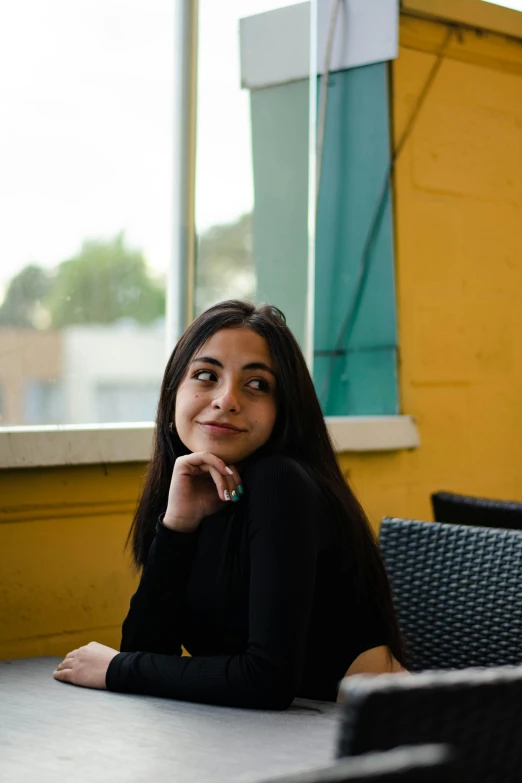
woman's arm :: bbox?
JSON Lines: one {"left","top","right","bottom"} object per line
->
{"left": 118, "top": 519, "right": 198, "bottom": 655}
{"left": 54, "top": 518, "right": 199, "bottom": 689}
{"left": 121, "top": 451, "right": 243, "bottom": 654}
{"left": 106, "top": 455, "right": 321, "bottom": 709}
{"left": 344, "top": 646, "right": 408, "bottom": 676}
{"left": 336, "top": 646, "right": 408, "bottom": 702}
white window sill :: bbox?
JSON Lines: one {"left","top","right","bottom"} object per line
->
{"left": 0, "top": 417, "right": 420, "bottom": 469}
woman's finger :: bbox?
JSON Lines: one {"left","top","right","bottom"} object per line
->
{"left": 177, "top": 452, "right": 235, "bottom": 479}
{"left": 207, "top": 463, "right": 242, "bottom": 503}
{"left": 60, "top": 648, "right": 78, "bottom": 660}
{"left": 222, "top": 472, "right": 240, "bottom": 502}
{"left": 225, "top": 465, "right": 243, "bottom": 501}
{"left": 205, "top": 465, "right": 241, "bottom": 504}
{"left": 56, "top": 658, "right": 74, "bottom": 671}
{"left": 206, "top": 465, "right": 231, "bottom": 502}
{"left": 54, "top": 666, "right": 71, "bottom": 680}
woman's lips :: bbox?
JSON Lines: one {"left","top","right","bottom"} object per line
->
{"left": 198, "top": 422, "right": 245, "bottom": 436}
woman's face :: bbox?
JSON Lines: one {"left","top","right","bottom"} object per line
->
{"left": 174, "top": 327, "right": 278, "bottom": 464}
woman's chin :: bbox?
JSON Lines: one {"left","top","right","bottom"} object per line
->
{"left": 206, "top": 443, "right": 255, "bottom": 466}
{"left": 183, "top": 438, "right": 241, "bottom": 464}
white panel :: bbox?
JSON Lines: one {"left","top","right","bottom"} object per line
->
{"left": 240, "top": 0, "right": 399, "bottom": 90}
{"left": 317, "top": 0, "right": 399, "bottom": 74}
{"left": 327, "top": 416, "right": 421, "bottom": 452}
{"left": 240, "top": 3, "right": 311, "bottom": 89}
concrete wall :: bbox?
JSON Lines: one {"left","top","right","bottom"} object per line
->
{"left": 2, "top": 10, "right": 522, "bottom": 659}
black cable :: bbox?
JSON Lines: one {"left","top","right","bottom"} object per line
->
{"left": 318, "top": 26, "right": 455, "bottom": 406}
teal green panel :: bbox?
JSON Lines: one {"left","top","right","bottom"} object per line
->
{"left": 315, "top": 348, "right": 398, "bottom": 416}
{"left": 314, "top": 63, "right": 398, "bottom": 415}
{"left": 250, "top": 81, "right": 309, "bottom": 348}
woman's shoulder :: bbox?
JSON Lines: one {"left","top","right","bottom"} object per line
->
{"left": 244, "top": 453, "right": 323, "bottom": 499}
{"left": 243, "top": 453, "right": 332, "bottom": 542}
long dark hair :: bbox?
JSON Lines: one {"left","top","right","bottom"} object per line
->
{"left": 127, "top": 300, "right": 405, "bottom": 665}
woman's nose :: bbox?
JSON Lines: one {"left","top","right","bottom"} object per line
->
{"left": 212, "top": 384, "right": 240, "bottom": 413}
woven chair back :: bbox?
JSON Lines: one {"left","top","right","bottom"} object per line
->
{"left": 337, "top": 667, "right": 522, "bottom": 783}
{"left": 379, "top": 517, "right": 522, "bottom": 670}
{"left": 431, "top": 491, "right": 522, "bottom": 531}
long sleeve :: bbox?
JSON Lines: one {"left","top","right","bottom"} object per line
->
{"left": 118, "top": 519, "right": 198, "bottom": 656}
{"left": 106, "top": 456, "right": 323, "bottom": 709}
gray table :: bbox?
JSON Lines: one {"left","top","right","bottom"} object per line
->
{"left": 0, "top": 657, "right": 341, "bottom": 783}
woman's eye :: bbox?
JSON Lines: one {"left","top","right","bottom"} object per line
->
{"left": 194, "top": 370, "right": 216, "bottom": 382}
{"left": 247, "top": 378, "right": 270, "bottom": 392}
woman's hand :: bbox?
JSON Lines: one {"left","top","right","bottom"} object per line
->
{"left": 163, "top": 451, "right": 243, "bottom": 533}
{"left": 53, "top": 641, "right": 119, "bottom": 689}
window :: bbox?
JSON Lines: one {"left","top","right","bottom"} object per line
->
{"left": 237, "top": 2, "right": 399, "bottom": 415}
{"left": 194, "top": 0, "right": 311, "bottom": 349}
{"left": 25, "top": 381, "right": 63, "bottom": 426}
{"left": 0, "top": 1, "right": 172, "bottom": 425}
{"left": 96, "top": 384, "right": 160, "bottom": 424}
{"left": 2, "top": 0, "right": 401, "bottom": 429}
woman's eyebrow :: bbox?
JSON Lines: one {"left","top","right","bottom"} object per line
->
{"left": 192, "top": 356, "right": 276, "bottom": 377}
{"left": 242, "top": 362, "right": 276, "bottom": 378}
{"left": 192, "top": 356, "right": 223, "bottom": 368}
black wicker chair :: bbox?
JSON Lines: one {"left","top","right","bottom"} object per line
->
{"left": 379, "top": 517, "right": 522, "bottom": 671}
{"left": 258, "top": 746, "right": 454, "bottom": 782}
{"left": 337, "top": 667, "right": 522, "bottom": 783}
{"left": 431, "top": 490, "right": 522, "bottom": 531}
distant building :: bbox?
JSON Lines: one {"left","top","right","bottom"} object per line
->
{"left": 0, "top": 322, "right": 165, "bottom": 426}
{"left": 0, "top": 329, "right": 62, "bottom": 425}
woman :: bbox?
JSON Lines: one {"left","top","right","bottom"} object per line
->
{"left": 54, "top": 300, "right": 406, "bottom": 708}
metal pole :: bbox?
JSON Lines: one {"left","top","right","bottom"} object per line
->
{"left": 167, "top": 0, "right": 198, "bottom": 355}
{"left": 305, "top": 0, "right": 318, "bottom": 370}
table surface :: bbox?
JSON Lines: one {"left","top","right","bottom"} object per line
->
{"left": 0, "top": 657, "right": 341, "bottom": 783}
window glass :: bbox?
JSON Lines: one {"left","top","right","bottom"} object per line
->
{"left": 0, "top": 0, "right": 173, "bottom": 425}
{"left": 482, "top": 1, "right": 522, "bottom": 9}
{"left": 194, "top": 1, "right": 312, "bottom": 350}
{"left": 314, "top": 64, "right": 398, "bottom": 416}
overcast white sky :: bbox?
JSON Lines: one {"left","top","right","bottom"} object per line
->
{"left": 2, "top": 0, "right": 520, "bottom": 296}
{"left": 0, "top": 0, "right": 303, "bottom": 293}
{"left": 484, "top": 0, "right": 522, "bottom": 8}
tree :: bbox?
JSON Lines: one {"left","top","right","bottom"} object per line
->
{"left": 0, "top": 219, "right": 253, "bottom": 331}
{"left": 0, "top": 265, "right": 51, "bottom": 328}
{"left": 45, "top": 233, "right": 165, "bottom": 328}
{"left": 195, "top": 213, "right": 255, "bottom": 315}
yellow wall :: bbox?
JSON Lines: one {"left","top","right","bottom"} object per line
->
{"left": 0, "top": 464, "right": 143, "bottom": 659}
{"left": 339, "top": 12, "right": 522, "bottom": 529}
{"left": 2, "top": 11, "right": 522, "bottom": 660}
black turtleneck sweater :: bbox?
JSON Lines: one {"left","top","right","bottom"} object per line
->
{"left": 106, "top": 454, "right": 386, "bottom": 709}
